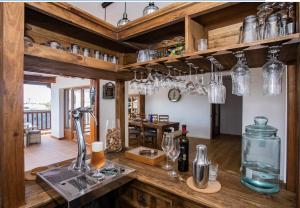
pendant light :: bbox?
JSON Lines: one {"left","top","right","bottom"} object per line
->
{"left": 143, "top": 2, "right": 159, "bottom": 16}
{"left": 117, "top": 2, "right": 130, "bottom": 26}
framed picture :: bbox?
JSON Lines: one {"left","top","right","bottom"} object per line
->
{"left": 103, "top": 82, "right": 115, "bottom": 99}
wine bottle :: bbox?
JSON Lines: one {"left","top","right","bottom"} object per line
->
{"left": 178, "top": 124, "right": 189, "bottom": 172}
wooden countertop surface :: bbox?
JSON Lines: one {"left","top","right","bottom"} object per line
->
{"left": 22, "top": 152, "right": 296, "bottom": 208}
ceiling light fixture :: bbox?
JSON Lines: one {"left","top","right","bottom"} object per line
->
{"left": 143, "top": 2, "right": 159, "bottom": 16}
{"left": 117, "top": 2, "right": 130, "bottom": 26}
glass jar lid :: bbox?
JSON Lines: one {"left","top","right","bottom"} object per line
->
{"left": 245, "top": 116, "right": 278, "bottom": 137}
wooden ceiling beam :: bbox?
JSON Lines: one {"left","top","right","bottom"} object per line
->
{"left": 25, "top": 2, "right": 117, "bottom": 40}
{"left": 24, "top": 74, "right": 56, "bottom": 84}
{"left": 117, "top": 2, "right": 234, "bottom": 41}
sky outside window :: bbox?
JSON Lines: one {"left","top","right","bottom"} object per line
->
{"left": 24, "top": 84, "right": 51, "bottom": 110}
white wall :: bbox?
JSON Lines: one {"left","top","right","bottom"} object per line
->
{"left": 242, "top": 68, "right": 287, "bottom": 181}
{"left": 99, "top": 80, "right": 116, "bottom": 144}
{"left": 51, "top": 78, "right": 118, "bottom": 144}
{"left": 220, "top": 77, "right": 243, "bottom": 135}
{"left": 69, "top": 2, "right": 172, "bottom": 26}
{"left": 130, "top": 74, "right": 212, "bottom": 139}
{"left": 51, "top": 77, "right": 90, "bottom": 138}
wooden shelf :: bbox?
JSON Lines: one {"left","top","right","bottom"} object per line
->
{"left": 120, "top": 33, "right": 300, "bottom": 74}
{"left": 24, "top": 43, "right": 133, "bottom": 80}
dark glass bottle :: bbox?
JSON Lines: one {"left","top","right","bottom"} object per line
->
{"left": 178, "top": 124, "right": 189, "bottom": 172}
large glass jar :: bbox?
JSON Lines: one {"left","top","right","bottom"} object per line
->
{"left": 241, "top": 116, "right": 280, "bottom": 194}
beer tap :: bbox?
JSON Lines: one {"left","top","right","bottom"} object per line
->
{"left": 70, "top": 107, "right": 97, "bottom": 172}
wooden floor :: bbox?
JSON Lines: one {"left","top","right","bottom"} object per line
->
{"left": 24, "top": 135, "right": 81, "bottom": 171}
{"left": 189, "top": 134, "right": 241, "bottom": 173}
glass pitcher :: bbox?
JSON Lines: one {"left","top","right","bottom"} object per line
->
{"left": 241, "top": 116, "right": 280, "bottom": 194}
{"left": 241, "top": 15, "right": 258, "bottom": 43}
{"left": 264, "top": 14, "right": 280, "bottom": 39}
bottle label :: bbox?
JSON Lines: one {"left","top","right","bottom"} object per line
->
{"left": 183, "top": 154, "right": 186, "bottom": 161}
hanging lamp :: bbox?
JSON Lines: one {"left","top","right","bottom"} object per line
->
{"left": 117, "top": 2, "right": 130, "bottom": 26}
{"left": 143, "top": 2, "right": 159, "bottom": 16}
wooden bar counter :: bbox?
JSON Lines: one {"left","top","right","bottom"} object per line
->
{"left": 22, "top": 151, "right": 295, "bottom": 208}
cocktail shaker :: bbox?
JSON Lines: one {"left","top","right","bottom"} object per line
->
{"left": 193, "top": 144, "right": 209, "bottom": 189}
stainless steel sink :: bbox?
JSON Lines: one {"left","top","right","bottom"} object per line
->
{"left": 37, "top": 160, "right": 136, "bottom": 208}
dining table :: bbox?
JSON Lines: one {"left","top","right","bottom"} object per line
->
{"left": 129, "top": 119, "right": 180, "bottom": 149}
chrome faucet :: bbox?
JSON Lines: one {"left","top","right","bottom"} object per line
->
{"left": 70, "top": 107, "right": 97, "bottom": 172}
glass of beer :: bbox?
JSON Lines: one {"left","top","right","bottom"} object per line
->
{"left": 91, "top": 141, "right": 105, "bottom": 169}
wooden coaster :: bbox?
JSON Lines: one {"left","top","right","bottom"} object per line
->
{"left": 186, "top": 176, "right": 221, "bottom": 194}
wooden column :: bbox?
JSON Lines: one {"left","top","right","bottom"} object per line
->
{"left": 115, "top": 81, "right": 125, "bottom": 148}
{"left": 0, "top": 3, "right": 25, "bottom": 207}
{"left": 185, "top": 16, "right": 207, "bottom": 53}
{"left": 287, "top": 64, "right": 297, "bottom": 192}
{"left": 296, "top": 3, "right": 300, "bottom": 207}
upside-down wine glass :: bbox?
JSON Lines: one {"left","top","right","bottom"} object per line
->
{"left": 207, "top": 56, "right": 217, "bottom": 103}
{"left": 231, "top": 51, "right": 251, "bottom": 96}
{"left": 144, "top": 68, "right": 155, "bottom": 95}
{"left": 137, "top": 71, "right": 145, "bottom": 94}
{"left": 194, "top": 67, "right": 208, "bottom": 96}
{"left": 262, "top": 46, "right": 284, "bottom": 96}
{"left": 129, "top": 70, "right": 139, "bottom": 91}
{"left": 185, "top": 62, "right": 196, "bottom": 95}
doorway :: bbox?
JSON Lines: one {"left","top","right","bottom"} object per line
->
{"left": 211, "top": 76, "right": 243, "bottom": 138}
{"left": 64, "top": 86, "right": 95, "bottom": 144}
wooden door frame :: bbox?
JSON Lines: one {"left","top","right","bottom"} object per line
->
{"left": 0, "top": 3, "right": 25, "bottom": 207}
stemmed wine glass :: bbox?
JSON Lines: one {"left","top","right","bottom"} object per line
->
{"left": 152, "top": 70, "right": 162, "bottom": 93}
{"left": 168, "top": 138, "right": 181, "bottom": 178}
{"left": 162, "top": 65, "right": 175, "bottom": 88}
{"left": 176, "top": 70, "right": 187, "bottom": 92}
{"left": 137, "top": 71, "right": 145, "bottom": 94}
{"left": 262, "top": 46, "right": 284, "bottom": 96}
{"left": 129, "top": 70, "right": 139, "bottom": 90}
{"left": 185, "top": 62, "right": 196, "bottom": 95}
{"left": 161, "top": 133, "right": 173, "bottom": 171}
{"left": 231, "top": 51, "right": 250, "bottom": 96}
{"left": 198, "top": 69, "right": 208, "bottom": 95}
{"left": 207, "top": 57, "right": 226, "bottom": 104}
{"left": 143, "top": 67, "right": 155, "bottom": 95}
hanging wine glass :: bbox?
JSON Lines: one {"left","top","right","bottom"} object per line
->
{"left": 196, "top": 68, "right": 208, "bottom": 96}
{"left": 207, "top": 57, "right": 226, "bottom": 104}
{"left": 129, "top": 70, "right": 139, "bottom": 90}
{"left": 185, "top": 62, "right": 196, "bottom": 95}
{"left": 207, "top": 56, "right": 217, "bottom": 103}
{"left": 144, "top": 68, "right": 155, "bottom": 95}
{"left": 176, "top": 70, "right": 187, "bottom": 93}
{"left": 137, "top": 71, "right": 145, "bottom": 95}
{"left": 152, "top": 69, "right": 162, "bottom": 93}
{"left": 190, "top": 66, "right": 200, "bottom": 96}
{"left": 217, "top": 70, "right": 226, "bottom": 104}
{"left": 262, "top": 46, "right": 284, "bottom": 96}
{"left": 161, "top": 65, "right": 175, "bottom": 88}
{"left": 231, "top": 51, "right": 251, "bottom": 96}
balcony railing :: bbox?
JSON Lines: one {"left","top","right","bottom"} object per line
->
{"left": 24, "top": 110, "right": 51, "bottom": 130}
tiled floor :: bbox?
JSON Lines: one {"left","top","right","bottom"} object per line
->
{"left": 24, "top": 135, "right": 83, "bottom": 171}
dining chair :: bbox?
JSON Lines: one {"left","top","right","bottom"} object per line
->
{"left": 129, "top": 122, "right": 142, "bottom": 147}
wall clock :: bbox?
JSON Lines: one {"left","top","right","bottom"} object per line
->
{"left": 168, "top": 88, "right": 181, "bottom": 102}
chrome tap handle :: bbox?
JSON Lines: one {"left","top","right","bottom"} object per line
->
{"left": 71, "top": 106, "right": 97, "bottom": 172}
